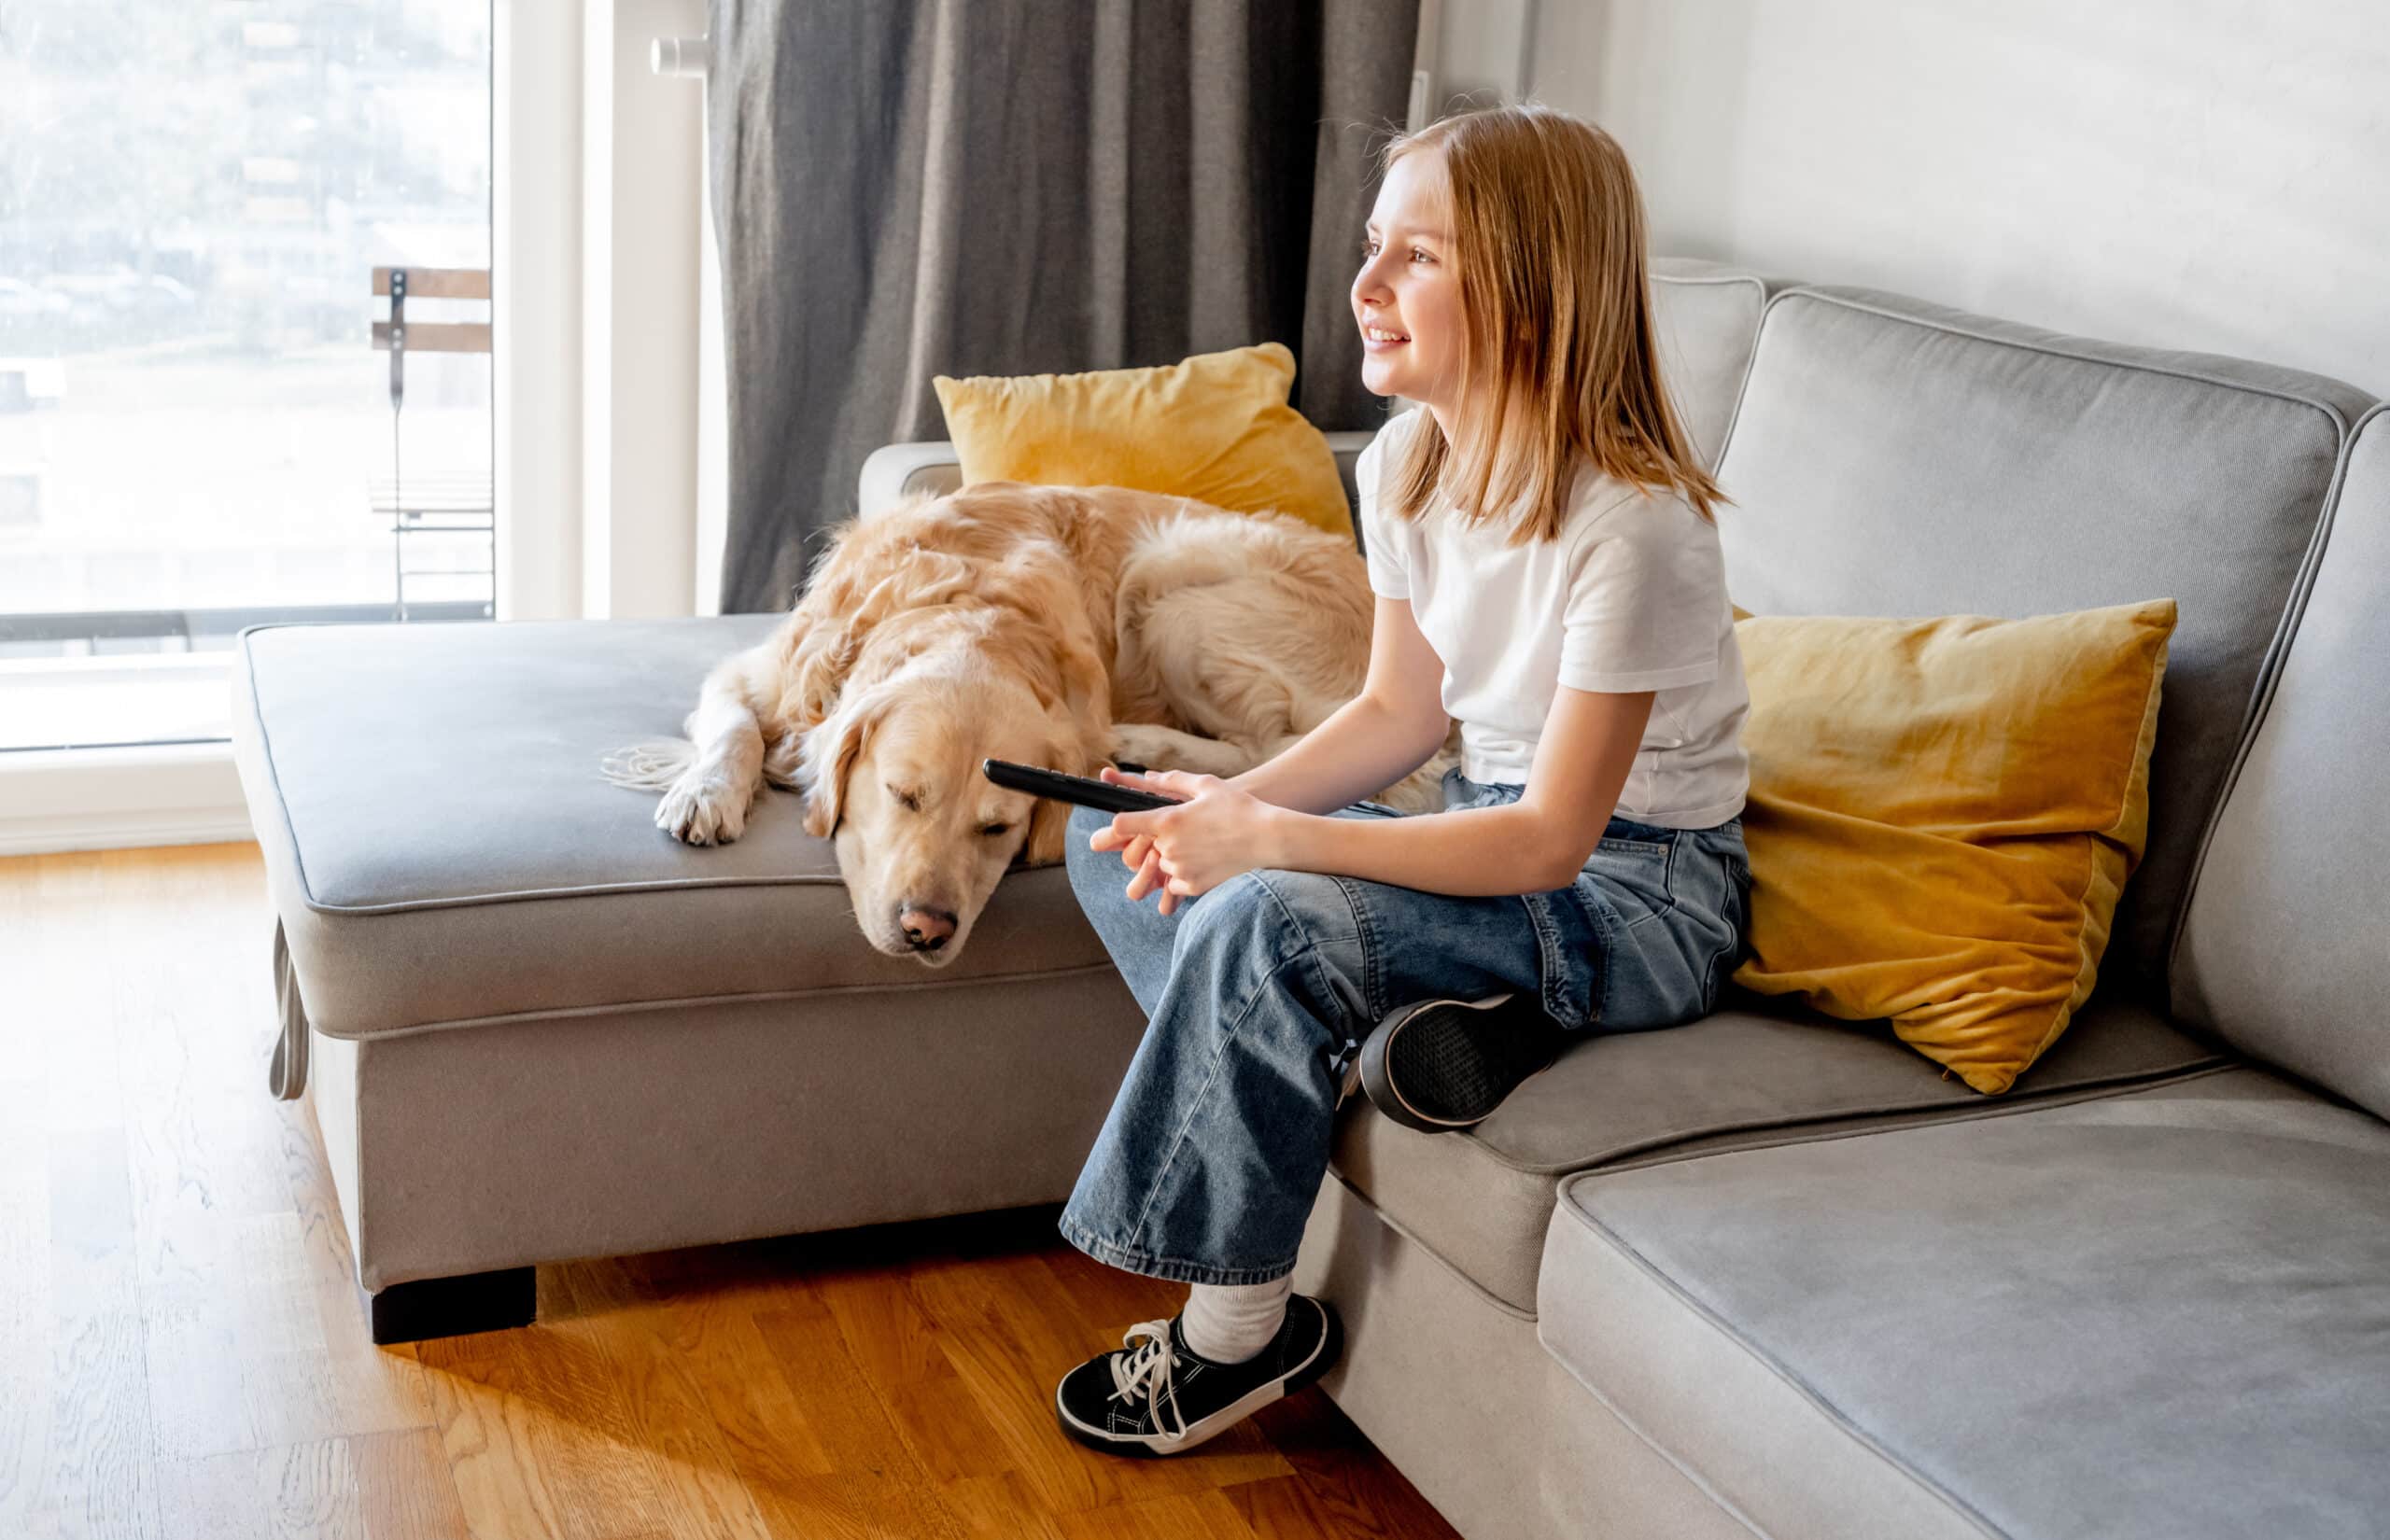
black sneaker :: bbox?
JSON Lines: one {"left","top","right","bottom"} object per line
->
{"left": 1357, "top": 991, "right": 1572, "bottom": 1131}
{"left": 1052, "top": 1295, "right": 1342, "bottom": 1457}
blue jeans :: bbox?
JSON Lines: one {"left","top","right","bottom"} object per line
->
{"left": 1057, "top": 766, "right": 1751, "bottom": 1285}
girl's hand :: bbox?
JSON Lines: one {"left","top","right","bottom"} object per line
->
{"left": 1086, "top": 767, "right": 1277, "bottom": 914}
{"left": 1090, "top": 769, "right": 1180, "bottom": 911}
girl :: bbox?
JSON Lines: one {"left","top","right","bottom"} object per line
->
{"left": 1049, "top": 105, "right": 1752, "bottom": 1457}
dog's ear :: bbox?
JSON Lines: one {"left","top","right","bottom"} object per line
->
{"left": 1014, "top": 599, "right": 1113, "bottom": 764}
{"left": 1022, "top": 784, "right": 1075, "bottom": 869}
{"left": 1019, "top": 735, "right": 1087, "bottom": 868}
{"left": 780, "top": 537, "right": 976, "bottom": 732}
{"left": 1028, "top": 614, "right": 1116, "bottom": 870}
{"left": 1053, "top": 632, "right": 1113, "bottom": 752}
{"left": 797, "top": 680, "right": 893, "bottom": 840}
{"left": 1022, "top": 708, "right": 1116, "bottom": 868}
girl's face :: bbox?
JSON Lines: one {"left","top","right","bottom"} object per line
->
{"left": 1353, "top": 148, "right": 1461, "bottom": 420}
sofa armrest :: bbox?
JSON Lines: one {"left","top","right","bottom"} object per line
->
{"left": 858, "top": 441, "right": 963, "bottom": 519}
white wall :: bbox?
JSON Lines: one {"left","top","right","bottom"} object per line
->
{"left": 1424, "top": 0, "right": 1537, "bottom": 113}
{"left": 1438, "top": 0, "right": 2388, "bottom": 397}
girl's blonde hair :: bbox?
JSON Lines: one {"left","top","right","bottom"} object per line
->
{"left": 1376, "top": 104, "right": 1727, "bottom": 542}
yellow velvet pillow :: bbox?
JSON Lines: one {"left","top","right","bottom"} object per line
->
{"left": 931, "top": 342, "right": 1355, "bottom": 541}
{"left": 1729, "top": 599, "right": 2177, "bottom": 1094}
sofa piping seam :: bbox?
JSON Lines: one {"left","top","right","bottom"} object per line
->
{"left": 1537, "top": 1338, "right": 1779, "bottom": 1540}
{"left": 1653, "top": 270, "right": 1770, "bottom": 294}
{"left": 1692, "top": 279, "right": 1772, "bottom": 466}
{"left": 239, "top": 623, "right": 327, "bottom": 910}
{"left": 1323, "top": 1167, "right": 1538, "bottom": 1323}
{"left": 1471, "top": 1051, "right": 2232, "bottom": 1176}
{"left": 299, "top": 958, "right": 1133, "bottom": 1042}
{"left": 284, "top": 869, "right": 872, "bottom": 915}
{"left": 1760, "top": 288, "right": 2357, "bottom": 436}
{"left": 1570, "top": 1060, "right": 2242, "bottom": 1182}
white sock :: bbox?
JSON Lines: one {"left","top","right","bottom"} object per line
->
{"left": 1181, "top": 1274, "right": 1294, "bottom": 1365}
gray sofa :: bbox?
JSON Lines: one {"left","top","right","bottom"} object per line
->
{"left": 232, "top": 259, "right": 2390, "bottom": 1535}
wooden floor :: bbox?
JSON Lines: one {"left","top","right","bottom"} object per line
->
{"left": 0, "top": 843, "right": 1460, "bottom": 1540}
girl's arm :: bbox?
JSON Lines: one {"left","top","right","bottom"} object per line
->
{"left": 1224, "top": 595, "right": 1455, "bottom": 816}
{"left": 1224, "top": 692, "right": 1448, "bottom": 816}
{"left": 1257, "top": 687, "right": 1656, "bottom": 898}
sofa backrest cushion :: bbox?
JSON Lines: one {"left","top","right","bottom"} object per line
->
{"left": 2171, "top": 404, "right": 2390, "bottom": 1115}
{"left": 1650, "top": 257, "right": 1773, "bottom": 470}
{"left": 1711, "top": 285, "right": 2373, "bottom": 1006}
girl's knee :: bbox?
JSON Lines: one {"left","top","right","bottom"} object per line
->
{"left": 1184, "top": 869, "right": 1355, "bottom": 960}
{"left": 1178, "top": 869, "right": 1273, "bottom": 933}
{"left": 1244, "top": 867, "right": 1357, "bottom": 938}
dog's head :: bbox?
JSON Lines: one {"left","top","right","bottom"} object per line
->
{"left": 791, "top": 601, "right": 1109, "bottom": 966}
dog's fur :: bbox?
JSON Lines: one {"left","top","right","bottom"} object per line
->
{"left": 603, "top": 482, "right": 1458, "bottom": 965}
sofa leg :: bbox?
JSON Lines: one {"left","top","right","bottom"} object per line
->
{"left": 370, "top": 1267, "right": 537, "bottom": 1345}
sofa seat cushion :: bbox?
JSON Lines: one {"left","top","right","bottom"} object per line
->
{"left": 232, "top": 618, "right": 1115, "bottom": 1040}
{"left": 1327, "top": 990, "right": 2223, "bottom": 1314}
{"left": 1539, "top": 1069, "right": 2390, "bottom": 1540}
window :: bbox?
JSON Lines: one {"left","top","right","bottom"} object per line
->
{"left": 0, "top": 0, "right": 493, "bottom": 750}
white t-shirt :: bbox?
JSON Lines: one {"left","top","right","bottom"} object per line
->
{"left": 1357, "top": 406, "right": 1750, "bottom": 828}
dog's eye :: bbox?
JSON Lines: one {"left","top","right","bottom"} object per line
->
{"left": 886, "top": 783, "right": 921, "bottom": 811}
{"left": 979, "top": 822, "right": 1011, "bottom": 837}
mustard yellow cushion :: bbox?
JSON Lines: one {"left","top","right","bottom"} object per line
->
{"left": 931, "top": 342, "right": 1354, "bottom": 541}
{"left": 1729, "top": 599, "right": 2177, "bottom": 1095}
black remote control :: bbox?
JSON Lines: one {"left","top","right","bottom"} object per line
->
{"left": 981, "top": 758, "right": 1185, "bottom": 815}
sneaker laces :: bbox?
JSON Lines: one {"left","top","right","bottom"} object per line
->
{"left": 1106, "top": 1319, "right": 1189, "bottom": 1442}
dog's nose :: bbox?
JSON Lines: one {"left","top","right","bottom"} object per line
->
{"left": 898, "top": 903, "right": 957, "bottom": 951}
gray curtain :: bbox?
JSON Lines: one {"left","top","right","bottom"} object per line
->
{"left": 706, "top": 0, "right": 1421, "bottom": 613}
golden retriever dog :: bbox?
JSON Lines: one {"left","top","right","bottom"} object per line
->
{"left": 603, "top": 482, "right": 1458, "bottom": 966}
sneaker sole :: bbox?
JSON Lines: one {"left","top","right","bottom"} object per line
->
{"left": 1357, "top": 992, "right": 1566, "bottom": 1132}
{"left": 1052, "top": 1295, "right": 1343, "bottom": 1458}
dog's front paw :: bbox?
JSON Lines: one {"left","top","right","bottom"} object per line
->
{"left": 656, "top": 771, "right": 748, "bottom": 846}
{"left": 1107, "top": 722, "right": 1181, "bottom": 769}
